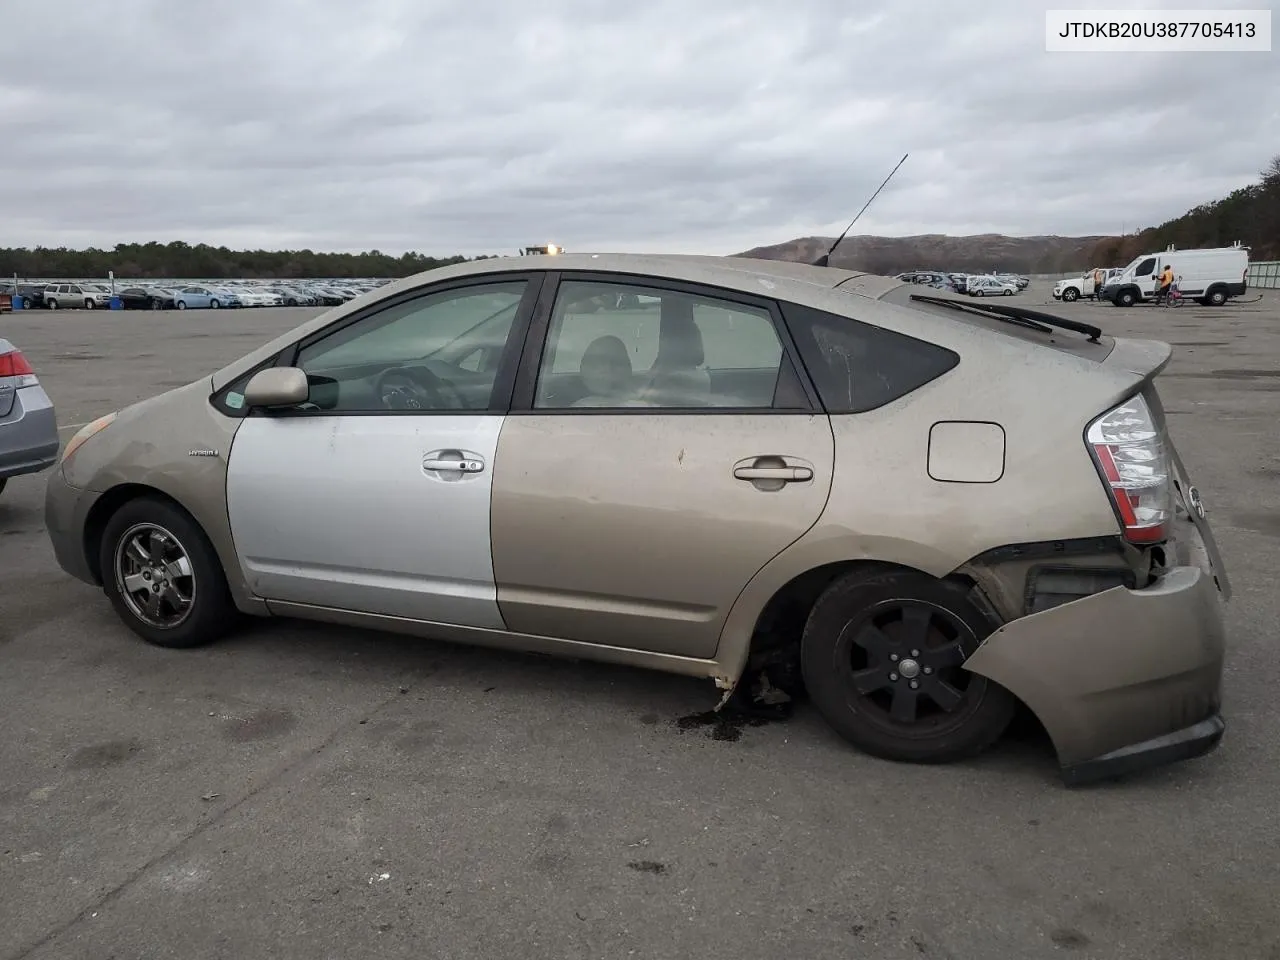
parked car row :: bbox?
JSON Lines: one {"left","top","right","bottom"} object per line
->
{"left": 897, "top": 271, "right": 1030, "bottom": 296}
{"left": 1, "top": 279, "right": 393, "bottom": 311}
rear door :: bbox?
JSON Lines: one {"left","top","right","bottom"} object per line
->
{"left": 490, "top": 273, "right": 834, "bottom": 659}
{"left": 224, "top": 274, "right": 544, "bottom": 626}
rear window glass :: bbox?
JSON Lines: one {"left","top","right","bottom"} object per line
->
{"left": 780, "top": 302, "right": 958, "bottom": 414}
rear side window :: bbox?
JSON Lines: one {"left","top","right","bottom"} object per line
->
{"left": 780, "top": 302, "right": 958, "bottom": 414}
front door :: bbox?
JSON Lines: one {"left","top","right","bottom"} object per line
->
{"left": 1132, "top": 257, "right": 1158, "bottom": 298}
{"left": 491, "top": 275, "right": 835, "bottom": 659}
{"left": 225, "top": 276, "right": 541, "bottom": 627}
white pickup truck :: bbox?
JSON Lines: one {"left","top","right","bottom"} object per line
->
{"left": 1052, "top": 268, "right": 1120, "bottom": 302}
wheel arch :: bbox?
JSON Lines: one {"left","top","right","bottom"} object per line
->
{"left": 83, "top": 483, "right": 198, "bottom": 585}
{"left": 1116, "top": 284, "right": 1141, "bottom": 305}
{"left": 713, "top": 537, "right": 1000, "bottom": 693}
{"left": 1204, "top": 283, "right": 1228, "bottom": 304}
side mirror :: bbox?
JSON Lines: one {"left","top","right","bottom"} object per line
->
{"left": 243, "top": 367, "right": 309, "bottom": 409}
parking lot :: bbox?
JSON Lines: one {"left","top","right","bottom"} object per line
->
{"left": 2, "top": 282, "right": 1279, "bottom": 960}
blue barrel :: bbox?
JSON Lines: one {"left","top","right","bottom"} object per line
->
{"left": 109, "top": 295, "right": 123, "bottom": 310}
{"left": 10, "top": 294, "right": 21, "bottom": 311}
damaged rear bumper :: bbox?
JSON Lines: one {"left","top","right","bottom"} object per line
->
{"left": 963, "top": 565, "right": 1225, "bottom": 785}
{"left": 1061, "top": 714, "right": 1224, "bottom": 786}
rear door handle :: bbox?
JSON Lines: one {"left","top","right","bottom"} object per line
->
{"left": 733, "top": 466, "right": 813, "bottom": 482}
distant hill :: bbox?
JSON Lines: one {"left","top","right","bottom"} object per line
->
{"left": 738, "top": 154, "right": 1280, "bottom": 274}
{"left": 734, "top": 234, "right": 1107, "bottom": 275}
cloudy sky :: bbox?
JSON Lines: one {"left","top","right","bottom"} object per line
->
{"left": 1, "top": 0, "right": 1275, "bottom": 256}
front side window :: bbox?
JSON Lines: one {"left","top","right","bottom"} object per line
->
{"left": 533, "top": 279, "right": 807, "bottom": 410}
{"left": 1134, "top": 258, "right": 1156, "bottom": 277}
{"left": 292, "top": 281, "right": 528, "bottom": 413}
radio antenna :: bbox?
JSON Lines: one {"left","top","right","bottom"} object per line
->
{"left": 812, "top": 152, "right": 909, "bottom": 267}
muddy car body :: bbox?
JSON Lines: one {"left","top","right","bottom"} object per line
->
{"left": 44, "top": 254, "right": 1230, "bottom": 784}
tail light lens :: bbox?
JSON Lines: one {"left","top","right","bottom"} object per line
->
{"left": 1087, "top": 394, "right": 1172, "bottom": 544}
{"left": 0, "top": 348, "right": 39, "bottom": 387}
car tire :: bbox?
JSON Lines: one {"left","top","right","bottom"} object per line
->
{"left": 46, "top": 298, "right": 58, "bottom": 310}
{"left": 1003, "top": 289, "right": 1013, "bottom": 296}
{"left": 1206, "top": 288, "right": 1227, "bottom": 306}
{"left": 20, "top": 297, "right": 30, "bottom": 309}
{"left": 800, "top": 569, "right": 1018, "bottom": 765}
{"left": 1062, "top": 288, "right": 1079, "bottom": 301}
{"left": 210, "top": 299, "right": 220, "bottom": 309}
{"left": 177, "top": 300, "right": 186, "bottom": 310}
{"left": 99, "top": 496, "right": 238, "bottom": 649}
{"left": 1117, "top": 290, "right": 1136, "bottom": 307}
{"left": 85, "top": 298, "right": 94, "bottom": 309}
{"left": 973, "top": 289, "right": 985, "bottom": 297}
{"left": 151, "top": 298, "right": 161, "bottom": 310}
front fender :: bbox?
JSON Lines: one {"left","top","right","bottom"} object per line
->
{"left": 59, "top": 379, "right": 262, "bottom": 614}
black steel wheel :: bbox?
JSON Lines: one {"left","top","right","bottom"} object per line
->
{"left": 801, "top": 570, "right": 1017, "bottom": 764}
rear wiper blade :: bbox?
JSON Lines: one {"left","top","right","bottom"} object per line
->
{"left": 910, "top": 294, "right": 1103, "bottom": 343}
{"left": 909, "top": 293, "right": 1053, "bottom": 334}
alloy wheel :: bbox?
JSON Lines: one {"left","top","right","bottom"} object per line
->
{"left": 113, "top": 522, "right": 197, "bottom": 629}
{"left": 834, "top": 599, "right": 981, "bottom": 731}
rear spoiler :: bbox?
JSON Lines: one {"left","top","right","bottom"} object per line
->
{"left": 1100, "top": 338, "right": 1173, "bottom": 383}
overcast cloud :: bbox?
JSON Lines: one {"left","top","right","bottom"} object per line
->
{"left": 0, "top": 0, "right": 1276, "bottom": 255}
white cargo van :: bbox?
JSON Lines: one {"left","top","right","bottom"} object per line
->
{"left": 1099, "top": 246, "right": 1249, "bottom": 307}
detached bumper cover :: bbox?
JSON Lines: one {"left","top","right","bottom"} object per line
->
{"left": 964, "top": 565, "right": 1225, "bottom": 782}
{"left": 1061, "top": 714, "right": 1225, "bottom": 786}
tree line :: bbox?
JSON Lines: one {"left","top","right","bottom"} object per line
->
{"left": 0, "top": 242, "right": 500, "bottom": 280}
{"left": 1087, "top": 155, "right": 1280, "bottom": 266}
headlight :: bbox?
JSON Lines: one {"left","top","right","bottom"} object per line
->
{"left": 62, "top": 412, "right": 118, "bottom": 462}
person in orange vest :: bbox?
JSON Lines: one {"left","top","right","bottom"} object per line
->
{"left": 1155, "top": 264, "right": 1175, "bottom": 304}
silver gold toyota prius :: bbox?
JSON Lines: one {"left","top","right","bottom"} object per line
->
{"left": 45, "top": 254, "right": 1231, "bottom": 784}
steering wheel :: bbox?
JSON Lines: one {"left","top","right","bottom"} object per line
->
{"left": 375, "top": 365, "right": 465, "bottom": 410}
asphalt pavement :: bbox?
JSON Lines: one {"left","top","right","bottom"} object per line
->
{"left": 2, "top": 286, "right": 1279, "bottom": 960}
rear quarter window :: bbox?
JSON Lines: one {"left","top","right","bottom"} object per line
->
{"left": 779, "top": 302, "right": 959, "bottom": 414}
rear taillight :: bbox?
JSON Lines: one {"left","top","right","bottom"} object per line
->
{"left": 1087, "top": 394, "right": 1172, "bottom": 544}
{"left": 0, "top": 348, "right": 39, "bottom": 387}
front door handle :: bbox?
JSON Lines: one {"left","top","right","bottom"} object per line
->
{"left": 733, "top": 465, "right": 813, "bottom": 482}
{"left": 423, "top": 450, "right": 485, "bottom": 474}
{"left": 423, "top": 458, "right": 484, "bottom": 473}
